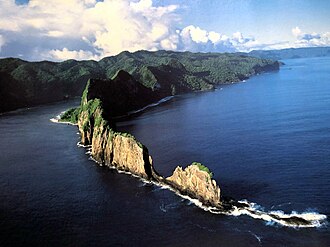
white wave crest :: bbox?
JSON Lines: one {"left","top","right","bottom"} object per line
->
{"left": 214, "top": 199, "right": 327, "bottom": 228}
{"left": 113, "top": 96, "right": 174, "bottom": 120}
{"left": 80, "top": 144, "right": 327, "bottom": 229}
{"left": 77, "top": 142, "right": 92, "bottom": 148}
{"left": 50, "top": 111, "right": 77, "bottom": 125}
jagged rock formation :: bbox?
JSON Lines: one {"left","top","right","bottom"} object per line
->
{"left": 166, "top": 164, "right": 221, "bottom": 207}
{"left": 78, "top": 74, "right": 158, "bottom": 180}
{"left": 64, "top": 73, "right": 222, "bottom": 207}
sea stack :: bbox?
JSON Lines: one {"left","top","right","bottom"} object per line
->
{"left": 166, "top": 163, "right": 221, "bottom": 207}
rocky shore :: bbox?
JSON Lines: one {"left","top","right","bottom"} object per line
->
{"left": 62, "top": 73, "right": 223, "bottom": 208}
{"left": 58, "top": 69, "right": 329, "bottom": 227}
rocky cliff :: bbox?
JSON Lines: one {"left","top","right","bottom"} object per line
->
{"left": 166, "top": 163, "right": 221, "bottom": 207}
{"left": 64, "top": 74, "right": 222, "bottom": 208}
{"left": 76, "top": 88, "right": 160, "bottom": 180}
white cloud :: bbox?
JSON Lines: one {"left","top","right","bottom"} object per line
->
{"left": 86, "top": 0, "right": 180, "bottom": 56}
{"left": 0, "top": 35, "right": 5, "bottom": 52}
{"left": 130, "top": 0, "right": 153, "bottom": 11}
{"left": 292, "top": 27, "right": 302, "bottom": 38}
{"left": 46, "top": 48, "right": 99, "bottom": 61}
{"left": 178, "top": 26, "right": 262, "bottom": 53}
{"left": 291, "top": 27, "right": 330, "bottom": 48}
{"left": 0, "top": 0, "right": 180, "bottom": 60}
{"left": 0, "top": 1, "right": 329, "bottom": 61}
{"left": 46, "top": 31, "right": 65, "bottom": 38}
{"left": 181, "top": 25, "right": 209, "bottom": 43}
{"left": 208, "top": 31, "right": 221, "bottom": 44}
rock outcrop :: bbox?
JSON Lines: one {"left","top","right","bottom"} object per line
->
{"left": 77, "top": 103, "right": 159, "bottom": 180}
{"left": 166, "top": 164, "right": 221, "bottom": 207}
{"left": 63, "top": 72, "right": 222, "bottom": 208}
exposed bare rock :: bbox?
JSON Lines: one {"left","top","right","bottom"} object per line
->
{"left": 76, "top": 89, "right": 160, "bottom": 180}
{"left": 65, "top": 72, "right": 222, "bottom": 207}
{"left": 92, "top": 125, "right": 161, "bottom": 180}
{"left": 166, "top": 164, "right": 221, "bottom": 207}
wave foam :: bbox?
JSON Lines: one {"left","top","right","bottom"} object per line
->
{"left": 152, "top": 184, "right": 327, "bottom": 228}
{"left": 114, "top": 96, "right": 174, "bottom": 120}
{"left": 79, "top": 144, "right": 327, "bottom": 229}
{"left": 50, "top": 111, "right": 77, "bottom": 125}
{"left": 128, "top": 96, "right": 174, "bottom": 115}
{"left": 208, "top": 199, "right": 327, "bottom": 228}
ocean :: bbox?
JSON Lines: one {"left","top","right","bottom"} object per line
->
{"left": 0, "top": 57, "right": 329, "bottom": 246}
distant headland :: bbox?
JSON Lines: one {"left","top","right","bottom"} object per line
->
{"left": 0, "top": 50, "right": 281, "bottom": 113}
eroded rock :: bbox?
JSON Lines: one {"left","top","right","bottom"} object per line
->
{"left": 166, "top": 164, "right": 221, "bottom": 207}
{"left": 65, "top": 71, "right": 222, "bottom": 207}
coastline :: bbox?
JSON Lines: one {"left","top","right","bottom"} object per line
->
{"left": 52, "top": 74, "right": 327, "bottom": 228}
{"left": 113, "top": 96, "right": 175, "bottom": 120}
{"left": 78, "top": 139, "right": 327, "bottom": 229}
{"left": 50, "top": 111, "right": 78, "bottom": 126}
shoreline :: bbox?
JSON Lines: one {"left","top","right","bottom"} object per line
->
{"left": 113, "top": 95, "right": 175, "bottom": 120}
{"left": 50, "top": 111, "right": 78, "bottom": 126}
{"left": 77, "top": 138, "right": 327, "bottom": 229}
{"left": 1, "top": 65, "right": 277, "bottom": 116}
{"left": 50, "top": 72, "right": 328, "bottom": 229}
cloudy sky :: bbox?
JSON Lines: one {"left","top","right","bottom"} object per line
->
{"left": 0, "top": 0, "right": 329, "bottom": 61}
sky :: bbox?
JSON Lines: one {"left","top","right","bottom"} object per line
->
{"left": 0, "top": 0, "right": 329, "bottom": 61}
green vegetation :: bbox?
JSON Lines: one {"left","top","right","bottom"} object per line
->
{"left": 64, "top": 84, "right": 145, "bottom": 148}
{"left": 192, "top": 162, "right": 213, "bottom": 179}
{"left": 0, "top": 50, "right": 279, "bottom": 113}
{"left": 59, "top": 107, "right": 80, "bottom": 124}
{"left": 81, "top": 98, "right": 101, "bottom": 118}
{"left": 80, "top": 99, "right": 102, "bottom": 132}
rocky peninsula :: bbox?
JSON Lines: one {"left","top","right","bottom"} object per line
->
{"left": 59, "top": 68, "right": 328, "bottom": 227}
{"left": 61, "top": 71, "right": 223, "bottom": 208}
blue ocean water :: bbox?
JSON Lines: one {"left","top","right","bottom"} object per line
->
{"left": 0, "top": 57, "right": 329, "bottom": 246}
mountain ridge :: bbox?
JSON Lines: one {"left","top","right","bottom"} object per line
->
{"left": 0, "top": 50, "right": 279, "bottom": 113}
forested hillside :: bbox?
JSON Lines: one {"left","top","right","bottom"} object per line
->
{"left": 0, "top": 50, "right": 279, "bottom": 113}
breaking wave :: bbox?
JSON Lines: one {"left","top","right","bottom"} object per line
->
{"left": 207, "top": 200, "right": 327, "bottom": 228}
{"left": 114, "top": 96, "right": 174, "bottom": 120}
{"left": 50, "top": 111, "right": 77, "bottom": 125}
{"left": 77, "top": 139, "right": 327, "bottom": 229}
{"left": 152, "top": 181, "right": 327, "bottom": 228}
{"left": 127, "top": 96, "right": 174, "bottom": 115}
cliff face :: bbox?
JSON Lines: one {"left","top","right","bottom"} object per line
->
{"left": 77, "top": 76, "right": 161, "bottom": 180}
{"left": 92, "top": 124, "right": 160, "bottom": 180}
{"left": 166, "top": 164, "right": 221, "bottom": 207}
{"left": 78, "top": 100, "right": 160, "bottom": 180}
{"left": 65, "top": 73, "right": 222, "bottom": 208}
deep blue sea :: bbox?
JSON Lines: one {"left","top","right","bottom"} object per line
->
{"left": 0, "top": 57, "right": 329, "bottom": 246}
